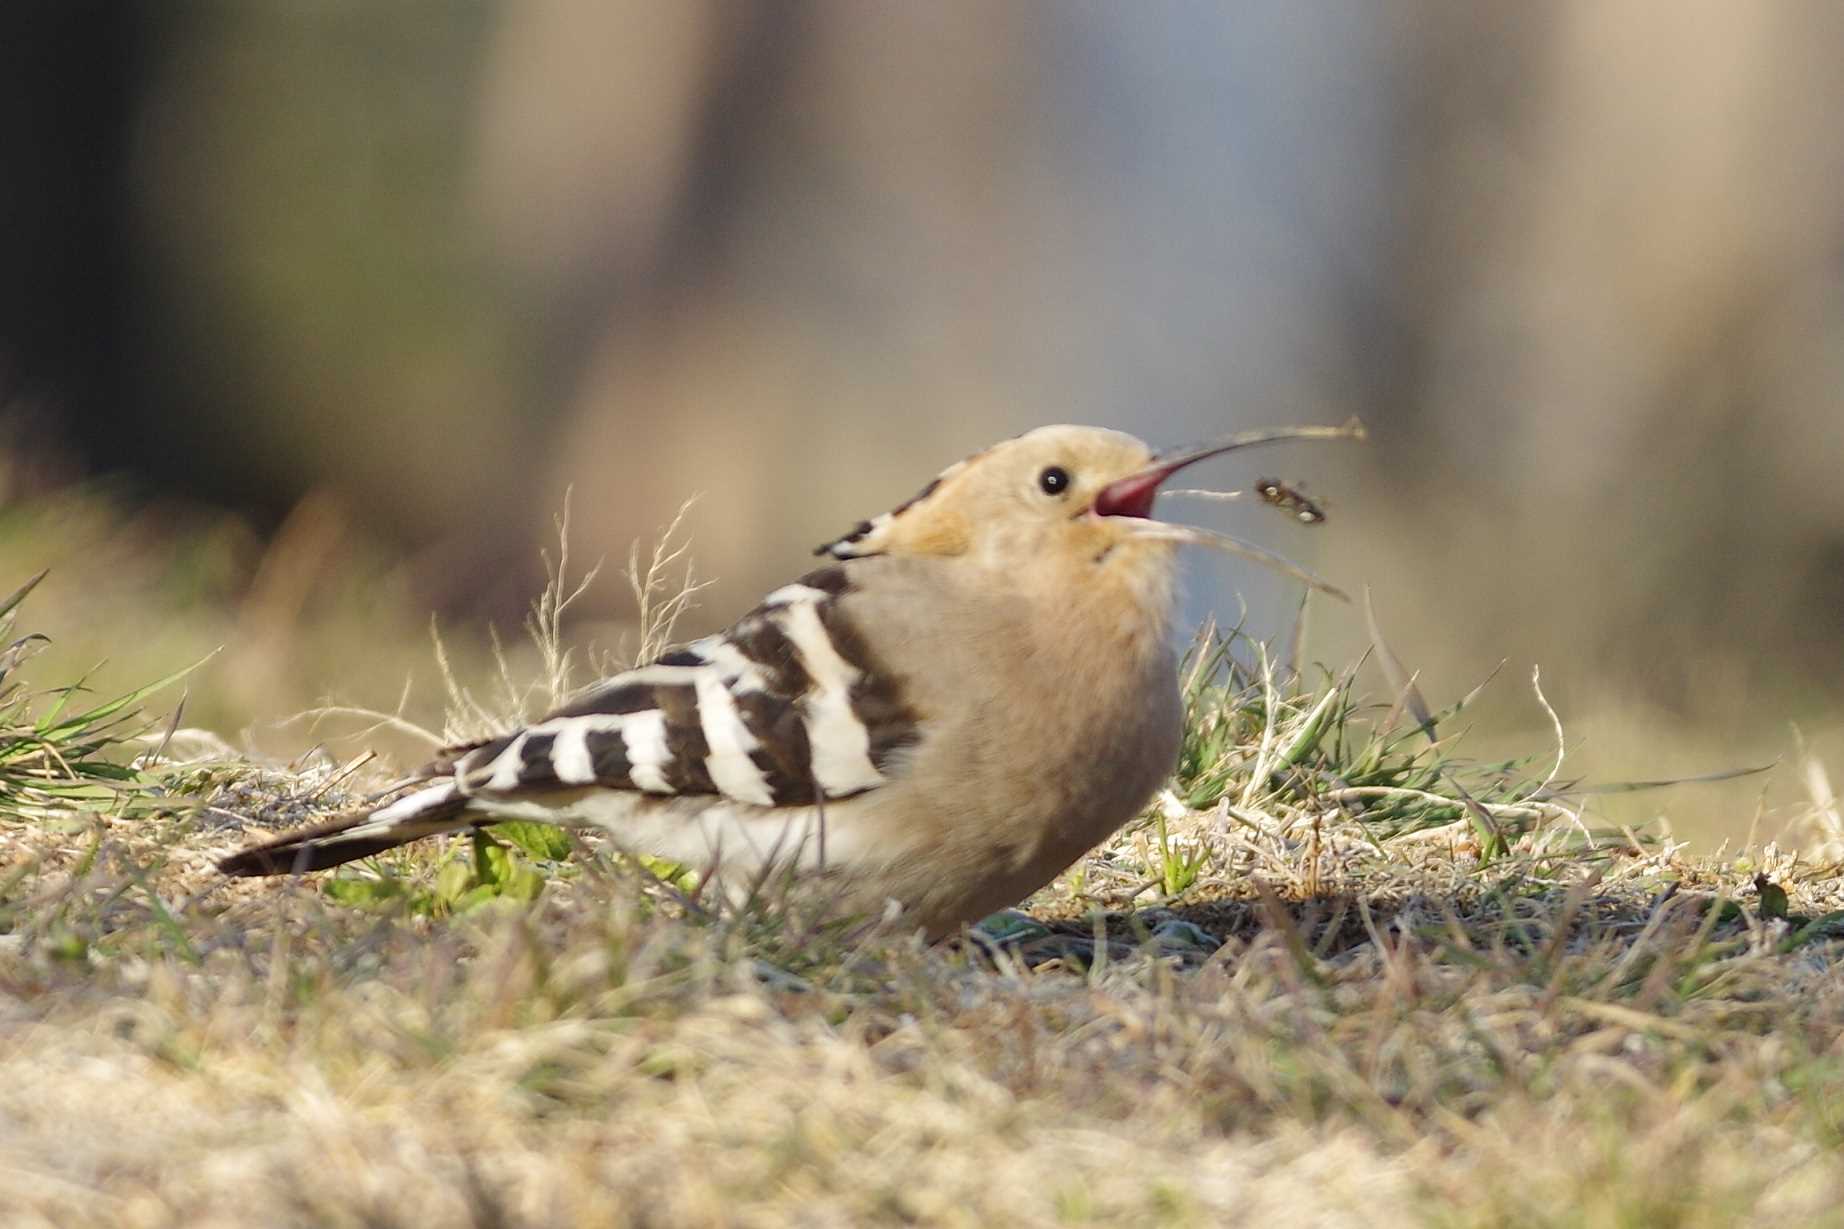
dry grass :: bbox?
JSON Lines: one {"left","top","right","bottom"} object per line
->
{"left": 6, "top": 787, "right": 1844, "bottom": 1227}
{"left": 5, "top": 507, "right": 1844, "bottom": 1227}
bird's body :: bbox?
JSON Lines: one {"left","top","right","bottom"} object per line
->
{"left": 221, "top": 422, "right": 1354, "bottom": 937}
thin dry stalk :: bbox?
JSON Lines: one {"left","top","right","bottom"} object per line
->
{"left": 620, "top": 497, "right": 709, "bottom": 668}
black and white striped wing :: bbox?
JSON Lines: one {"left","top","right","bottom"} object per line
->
{"left": 446, "top": 568, "right": 918, "bottom": 809}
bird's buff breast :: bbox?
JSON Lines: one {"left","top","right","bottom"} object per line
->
{"left": 854, "top": 593, "right": 1183, "bottom": 934}
{"left": 735, "top": 549, "right": 1184, "bottom": 935}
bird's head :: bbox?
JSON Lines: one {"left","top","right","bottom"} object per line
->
{"left": 817, "top": 423, "right": 1361, "bottom": 608}
{"left": 816, "top": 425, "right": 1149, "bottom": 562}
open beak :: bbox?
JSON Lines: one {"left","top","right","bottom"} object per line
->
{"left": 1092, "top": 419, "right": 1365, "bottom": 520}
{"left": 1090, "top": 418, "right": 1367, "bottom": 601}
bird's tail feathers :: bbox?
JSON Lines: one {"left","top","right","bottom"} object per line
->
{"left": 216, "top": 782, "right": 471, "bottom": 876}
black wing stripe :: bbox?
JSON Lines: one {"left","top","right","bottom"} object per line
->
{"left": 550, "top": 680, "right": 672, "bottom": 720}
{"left": 653, "top": 684, "right": 715, "bottom": 794}
{"left": 726, "top": 615, "right": 811, "bottom": 696}
{"left": 453, "top": 731, "right": 519, "bottom": 780}
{"left": 516, "top": 732, "right": 560, "bottom": 787}
{"left": 584, "top": 728, "right": 633, "bottom": 784}
{"left": 799, "top": 566, "right": 851, "bottom": 596}
{"left": 816, "top": 601, "right": 922, "bottom": 773}
{"left": 733, "top": 692, "right": 817, "bottom": 804}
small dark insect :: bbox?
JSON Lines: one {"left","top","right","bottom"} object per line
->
{"left": 1254, "top": 478, "right": 1326, "bottom": 525}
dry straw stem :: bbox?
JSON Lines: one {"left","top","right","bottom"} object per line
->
{"left": 1138, "top": 522, "right": 1349, "bottom": 601}
{"left": 290, "top": 494, "right": 706, "bottom": 754}
{"left": 619, "top": 495, "right": 707, "bottom": 671}
{"left": 1162, "top": 486, "right": 1250, "bottom": 502}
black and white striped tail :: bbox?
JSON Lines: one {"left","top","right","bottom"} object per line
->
{"left": 217, "top": 783, "right": 471, "bottom": 876}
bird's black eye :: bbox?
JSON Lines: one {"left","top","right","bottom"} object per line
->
{"left": 1038, "top": 466, "right": 1071, "bottom": 496}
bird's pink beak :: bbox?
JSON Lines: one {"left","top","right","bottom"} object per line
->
{"left": 1092, "top": 420, "right": 1367, "bottom": 520}
{"left": 1090, "top": 458, "right": 1190, "bottom": 520}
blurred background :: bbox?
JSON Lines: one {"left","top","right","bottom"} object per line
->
{"left": 3, "top": 1, "right": 1840, "bottom": 842}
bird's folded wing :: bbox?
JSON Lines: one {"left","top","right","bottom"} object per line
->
{"left": 442, "top": 568, "right": 919, "bottom": 809}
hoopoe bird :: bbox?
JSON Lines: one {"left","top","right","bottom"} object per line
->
{"left": 219, "top": 423, "right": 1359, "bottom": 937}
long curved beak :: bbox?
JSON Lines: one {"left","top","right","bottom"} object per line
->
{"left": 1092, "top": 418, "right": 1366, "bottom": 519}
{"left": 1091, "top": 417, "right": 1367, "bottom": 601}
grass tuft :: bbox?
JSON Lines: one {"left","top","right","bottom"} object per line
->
{"left": 0, "top": 570, "right": 200, "bottom": 824}
{"left": 1169, "top": 619, "right": 1581, "bottom": 852}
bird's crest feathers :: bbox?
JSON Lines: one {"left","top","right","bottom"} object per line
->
{"left": 815, "top": 448, "right": 988, "bottom": 560}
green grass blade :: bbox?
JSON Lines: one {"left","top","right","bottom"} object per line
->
{"left": 0, "top": 570, "right": 49, "bottom": 622}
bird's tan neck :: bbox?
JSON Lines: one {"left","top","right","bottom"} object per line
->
{"left": 1022, "top": 542, "right": 1180, "bottom": 666}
